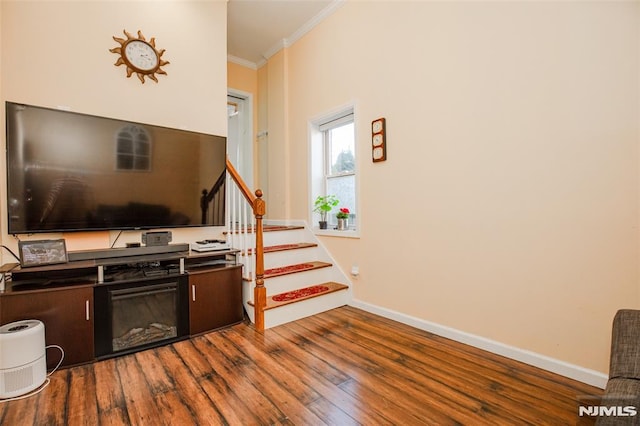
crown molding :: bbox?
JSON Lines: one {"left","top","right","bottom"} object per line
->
{"left": 262, "top": 38, "right": 287, "bottom": 62}
{"left": 256, "top": 58, "right": 267, "bottom": 69}
{"left": 227, "top": 54, "right": 258, "bottom": 70}
{"left": 286, "top": 0, "right": 345, "bottom": 48}
{"left": 261, "top": 0, "right": 345, "bottom": 61}
{"left": 228, "top": 0, "right": 345, "bottom": 69}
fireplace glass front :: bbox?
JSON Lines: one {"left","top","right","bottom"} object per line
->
{"left": 94, "top": 276, "right": 189, "bottom": 358}
{"left": 111, "top": 282, "right": 178, "bottom": 351}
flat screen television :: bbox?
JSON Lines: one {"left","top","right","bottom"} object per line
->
{"left": 5, "top": 102, "right": 227, "bottom": 234}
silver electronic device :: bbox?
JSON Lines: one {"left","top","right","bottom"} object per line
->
{"left": 190, "top": 239, "right": 230, "bottom": 252}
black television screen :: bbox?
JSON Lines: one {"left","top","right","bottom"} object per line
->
{"left": 6, "top": 102, "right": 227, "bottom": 234}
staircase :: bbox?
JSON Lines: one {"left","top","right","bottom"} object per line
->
{"left": 222, "top": 159, "right": 350, "bottom": 330}
{"left": 242, "top": 221, "right": 351, "bottom": 329}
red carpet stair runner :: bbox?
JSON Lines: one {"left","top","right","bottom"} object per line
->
{"left": 273, "top": 285, "right": 328, "bottom": 302}
{"left": 264, "top": 261, "right": 331, "bottom": 278}
{"left": 246, "top": 242, "right": 317, "bottom": 255}
{"left": 266, "top": 282, "right": 348, "bottom": 310}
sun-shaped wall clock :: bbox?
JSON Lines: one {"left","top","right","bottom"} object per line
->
{"left": 110, "top": 30, "right": 169, "bottom": 84}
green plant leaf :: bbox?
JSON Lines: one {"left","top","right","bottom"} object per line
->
{"left": 313, "top": 194, "right": 339, "bottom": 213}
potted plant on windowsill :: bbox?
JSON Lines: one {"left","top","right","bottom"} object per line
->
{"left": 336, "top": 207, "right": 350, "bottom": 230}
{"left": 313, "top": 195, "right": 339, "bottom": 229}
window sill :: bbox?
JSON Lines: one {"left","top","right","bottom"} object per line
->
{"left": 313, "top": 228, "right": 360, "bottom": 239}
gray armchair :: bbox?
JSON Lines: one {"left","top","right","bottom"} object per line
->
{"left": 597, "top": 309, "right": 640, "bottom": 425}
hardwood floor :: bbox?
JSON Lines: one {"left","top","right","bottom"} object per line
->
{"left": 0, "top": 306, "right": 602, "bottom": 425}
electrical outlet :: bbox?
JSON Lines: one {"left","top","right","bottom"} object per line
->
{"left": 351, "top": 265, "right": 359, "bottom": 276}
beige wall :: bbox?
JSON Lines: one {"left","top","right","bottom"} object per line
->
{"left": 228, "top": 62, "right": 258, "bottom": 95}
{"left": 264, "top": 50, "right": 291, "bottom": 219}
{"left": 0, "top": 0, "right": 228, "bottom": 251}
{"left": 278, "top": 1, "right": 639, "bottom": 373}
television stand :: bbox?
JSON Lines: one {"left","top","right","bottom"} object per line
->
{"left": 0, "top": 248, "right": 243, "bottom": 368}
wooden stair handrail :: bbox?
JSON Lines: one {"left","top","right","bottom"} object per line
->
{"left": 226, "top": 157, "right": 266, "bottom": 331}
{"left": 226, "top": 158, "right": 256, "bottom": 206}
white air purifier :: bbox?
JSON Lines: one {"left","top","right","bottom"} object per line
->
{"left": 0, "top": 319, "right": 47, "bottom": 399}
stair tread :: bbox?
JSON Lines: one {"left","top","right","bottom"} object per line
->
{"left": 265, "top": 242, "right": 317, "bottom": 252}
{"left": 248, "top": 282, "right": 349, "bottom": 310}
{"left": 246, "top": 242, "right": 318, "bottom": 255}
{"left": 262, "top": 224, "right": 305, "bottom": 232}
{"left": 263, "top": 261, "right": 331, "bottom": 279}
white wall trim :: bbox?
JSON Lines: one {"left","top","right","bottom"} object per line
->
{"left": 227, "top": 54, "right": 257, "bottom": 70}
{"left": 350, "top": 299, "right": 608, "bottom": 389}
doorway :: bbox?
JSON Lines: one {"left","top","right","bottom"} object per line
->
{"left": 227, "top": 91, "right": 254, "bottom": 187}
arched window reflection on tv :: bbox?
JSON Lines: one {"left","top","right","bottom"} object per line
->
{"left": 116, "top": 124, "right": 151, "bottom": 172}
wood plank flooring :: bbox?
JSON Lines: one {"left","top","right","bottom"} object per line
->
{"left": 0, "top": 306, "right": 602, "bottom": 425}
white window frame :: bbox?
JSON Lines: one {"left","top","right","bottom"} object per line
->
{"left": 309, "top": 103, "right": 359, "bottom": 238}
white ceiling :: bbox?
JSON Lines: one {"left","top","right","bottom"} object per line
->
{"left": 227, "top": 0, "right": 339, "bottom": 68}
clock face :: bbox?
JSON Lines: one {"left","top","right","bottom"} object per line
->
{"left": 372, "top": 120, "right": 383, "bottom": 134}
{"left": 373, "top": 147, "right": 384, "bottom": 160}
{"left": 125, "top": 40, "right": 159, "bottom": 71}
{"left": 372, "top": 133, "right": 384, "bottom": 147}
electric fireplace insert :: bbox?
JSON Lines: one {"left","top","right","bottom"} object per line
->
{"left": 94, "top": 275, "right": 189, "bottom": 359}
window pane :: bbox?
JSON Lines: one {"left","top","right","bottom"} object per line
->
{"left": 329, "top": 123, "right": 355, "bottom": 174}
{"left": 135, "top": 140, "right": 150, "bottom": 156}
{"left": 134, "top": 156, "right": 150, "bottom": 170}
{"left": 117, "top": 155, "right": 133, "bottom": 170}
{"left": 327, "top": 174, "right": 355, "bottom": 224}
{"left": 117, "top": 137, "right": 133, "bottom": 154}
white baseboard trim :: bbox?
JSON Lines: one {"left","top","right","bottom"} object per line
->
{"left": 350, "top": 299, "right": 608, "bottom": 389}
